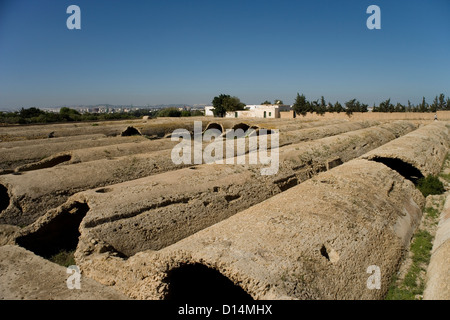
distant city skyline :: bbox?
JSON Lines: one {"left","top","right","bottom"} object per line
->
{"left": 1, "top": 0, "right": 449, "bottom": 111}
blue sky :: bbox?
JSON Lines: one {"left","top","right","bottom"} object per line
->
{"left": 0, "top": 0, "right": 449, "bottom": 110}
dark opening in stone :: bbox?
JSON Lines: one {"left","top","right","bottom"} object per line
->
{"left": 370, "top": 157, "right": 424, "bottom": 185}
{"left": 164, "top": 263, "right": 253, "bottom": 301}
{"left": 121, "top": 126, "right": 142, "bottom": 137}
{"left": 204, "top": 123, "right": 223, "bottom": 134}
{"left": 225, "top": 123, "right": 251, "bottom": 139}
{"left": 17, "top": 154, "right": 72, "bottom": 172}
{"left": 320, "top": 245, "right": 330, "bottom": 261}
{"left": 16, "top": 202, "right": 90, "bottom": 259}
{"left": 0, "top": 184, "right": 10, "bottom": 213}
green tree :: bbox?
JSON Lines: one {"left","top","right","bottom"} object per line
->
{"left": 60, "top": 107, "right": 81, "bottom": 121}
{"left": 431, "top": 95, "right": 439, "bottom": 113}
{"left": 190, "top": 110, "right": 204, "bottom": 116}
{"left": 359, "top": 101, "right": 368, "bottom": 112}
{"left": 310, "top": 99, "right": 318, "bottom": 114}
{"left": 394, "top": 103, "right": 406, "bottom": 112}
{"left": 395, "top": 103, "right": 406, "bottom": 112}
{"left": 292, "top": 93, "right": 309, "bottom": 116}
{"left": 223, "top": 96, "right": 246, "bottom": 112}
{"left": 418, "top": 97, "right": 429, "bottom": 113}
{"left": 378, "top": 98, "right": 394, "bottom": 112}
{"left": 438, "top": 93, "right": 446, "bottom": 110}
{"left": 326, "top": 102, "right": 334, "bottom": 113}
{"left": 212, "top": 94, "right": 230, "bottom": 117}
{"left": 212, "top": 94, "right": 245, "bottom": 117}
{"left": 315, "top": 96, "right": 326, "bottom": 115}
{"left": 261, "top": 100, "right": 272, "bottom": 105}
{"left": 157, "top": 107, "right": 182, "bottom": 117}
{"left": 180, "top": 110, "right": 191, "bottom": 117}
{"left": 19, "top": 107, "right": 45, "bottom": 118}
{"left": 60, "top": 107, "right": 80, "bottom": 115}
{"left": 334, "top": 101, "right": 343, "bottom": 113}
{"left": 407, "top": 100, "right": 414, "bottom": 112}
{"left": 344, "top": 99, "right": 356, "bottom": 116}
{"left": 343, "top": 99, "right": 368, "bottom": 115}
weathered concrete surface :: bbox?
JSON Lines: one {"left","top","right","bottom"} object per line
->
{"left": 0, "top": 120, "right": 139, "bottom": 141}
{"left": 1, "top": 121, "right": 411, "bottom": 286}
{"left": 1, "top": 120, "right": 375, "bottom": 174}
{"left": 361, "top": 122, "right": 449, "bottom": 180}
{"left": 0, "top": 224, "right": 21, "bottom": 246}
{"left": 66, "top": 122, "right": 415, "bottom": 254}
{"left": 0, "top": 117, "right": 216, "bottom": 172}
{"left": 0, "top": 133, "right": 106, "bottom": 149}
{"left": 0, "top": 148, "right": 190, "bottom": 226}
{"left": 12, "top": 137, "right": 182, "bottom": 173}
{"left": 273, "top": 120, "right": 379, "bottom": 146}
{"left": 71, "top": 159, "right": 424, "bottom": 300}
{"left": 203, "top": 118, "right": 348, "bottom": 134}
{"left": 423, "top": 193, "right": 450, "bottom": 300}
{"left": 0, "top": 120, "right": 389, "bottom": 226}
{"left": 16, "top": 120, "right": 380, "bottom": 173}
{"left": 0, "top": 117, "right": 207, "bottom": 141}
{"left": 0, "top": 245, "right": 128, "bottom": 300}
{"left": 0, "top": 135, "right": 148, "bottom": 172}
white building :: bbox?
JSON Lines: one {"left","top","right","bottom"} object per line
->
{"left": 204, "top": 106, "right": 215, "bottom": 116}
{"left": 226, "top": 104, "right": 291, "bottom": 119}
{"left": 205, "top": 104, "right": 291, "bottom": 118}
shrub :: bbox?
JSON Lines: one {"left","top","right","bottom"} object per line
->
{"left": 417, "top": 175, "right": 445, "bottom": 197}
{"left": 385, "top": 230, "right": 433, "bottom": 300}
{"left": 157, "top": 108, "right": 182, "bottom": 117}
{"left": 49, "top": 249, "right": 75, "bottom": 267}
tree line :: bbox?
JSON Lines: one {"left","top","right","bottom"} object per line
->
{"left": 211, "top": 93, "right": 450, "bottom": 118}
{"left": 156, "top": 108, "right": 204, "bottom": 117}
{"left": 0, "top": 107, "right": 155, "bottom": 125}
{"left": 0, "top": 107, "right": 205, "bottom": 124}
{"left": 292, "top": 94, "right": 367, "bottom": 116}
{"left": 292, "top": 93, "right": 450, "bottom": 116}
{"left": 373, "top": 94, "right": 450, "bottom": 113}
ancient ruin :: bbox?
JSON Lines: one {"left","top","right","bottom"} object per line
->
{"left": 0, "top": 117, "right": 448, "bottom": 300}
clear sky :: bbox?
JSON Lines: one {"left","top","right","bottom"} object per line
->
{"left": 0, "top": 0, "right": 449, "bottom": 110}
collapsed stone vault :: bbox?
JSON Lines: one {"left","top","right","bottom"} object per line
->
{"left": 25, "top": 121, "right": 414, "bottom": 260}
{"left": 0, "top": 119, "right": 449, "bottom": 300}
{"left": 79, "top": 122, "right": 446, "bottom": 300}
{"left": 0, "top": 120, "right": 384, "bottom": 226}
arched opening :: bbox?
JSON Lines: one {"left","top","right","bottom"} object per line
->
{"left": 16, "top": 202, "right": 89, "bottom": 260}
{"left": 121, "top": 126, "right": 142, "bottom": 137}
{"left": 246, "top": 126, "right": 259, "bottom": 137}
{"left": 17, "top": 153, "right": 72, "bottom": 172}
{"left": 0, "top": 184, "right": 10, "bottom": 213}
{"left": 95, "top": 187, "right": 113, "bottom": 193}
{"left": 231, "top": 123, "right": 250, "bottom": 132}
{"left": 164, "top": 263, "right": 253, "bottom": 301}
{"left": 370, "top": 157, "right": 424, "bottom": 185}
{"left": 225, "top": 123, "right": 252, "bottom": 139}
{"left": 204, "top": 122, "right": 223, "bottom": 134}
